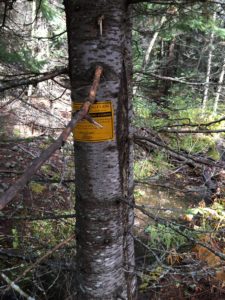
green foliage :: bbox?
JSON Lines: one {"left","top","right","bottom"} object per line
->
{"left": 12, "top": 128, "right": 21, "bottom": 137}
{"left": 39, "top": 0, "right": 66, "bottom": 38}
{"left": 176, "top": 134, "right": 217, "bottom": 155}
{"left": 176, "top": 15, "right": 213, "bottom": 33}
{"left": 145, "top": 223, "right": 191, "bottom": 250}
{"left": 213, "top": 27, "right": 225, "bottom": 39}
{"left": 133, "top": 96, "right": 169, "bottom": 129}
{"left": 12, "top": 228, "right": 19, "bottom": 249}
{"left": 40, "top": 0, "right": 59, "bottom": 21}
{"left": 134, "top": 159, "right": 154, "bottom": 179}
{"left": 0, "top": 40, "right": 46, "bottom": 72}
{"left": 152, "top": 152, "right": 172, "bottom": 172}
{"left": 141, "top": 200, "right": 224, "bottom": 291}
{"left": 30, "top": 211, "right": 74, "bottom": 247}
{"left": 139, "top": 266, "right": 164, "bottom": 290}
{"left": 134, "top": 153, "right": 172, "bottom": 179}
{"left": 134, "top": 188, "right": 146, "bottom": 199}
{"left": 18, "top": 48, "right": 46, "bottom": 72}
{"left": 40, "top": 165, "right": 52, "bottom": 174}
{"left": 29, "top": 182, "right": 46, "bottom": 194}
{"left": 185, "top": 202, "right": 225, "bottom": 230}
{"left": 143, "top": 183, "right": 224, "bottom": 254}
{"left": 133, "top": 96, "right": 153, "bottom": 126}
{"left": 158, "top": 4, "right": 225, "bottom": 41}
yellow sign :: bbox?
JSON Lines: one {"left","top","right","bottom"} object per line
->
{"left": 72, "top": 101, "right": 114, "bottom": 142}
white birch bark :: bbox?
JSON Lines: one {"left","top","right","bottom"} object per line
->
{"left": 213, "top": 56, "right": 225, "bottom": 115}
{"left": 202, "top": 12, "right": 216, "bottom": 113}
{"left": 64, "top": 1, "right": 136, "bottom": 299}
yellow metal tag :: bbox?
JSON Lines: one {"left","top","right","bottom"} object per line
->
{"left": 72, "top": 101, "right": 114, "bottom": 142}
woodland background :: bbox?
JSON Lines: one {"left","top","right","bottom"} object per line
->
{"left": 0, "top": 1, "right": 225, "bottom": 299}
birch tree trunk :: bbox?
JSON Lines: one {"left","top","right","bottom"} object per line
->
{"left": 133, "top": 16, "right": 166, "bottom": 96}
{"left": 27, "top": 0, "right": 36, "bottom": 98}
{"left": 213, "top": 56, "right": 225, "bottom": 115}
{"left": 202, "top": 13, "right": 216, "bottom": 113}
{"left": 64, "top": 1, "right": 136, "bottom": 299}
{"left": 161, "top": 36, "right": 178, "bottom": 95}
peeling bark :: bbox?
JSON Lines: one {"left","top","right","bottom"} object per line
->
{"left": 64, "top": 1, "right": 136, "bottom": 299}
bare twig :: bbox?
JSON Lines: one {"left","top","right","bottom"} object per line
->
{"left": 18, "top": 144, "right": 59, "bottom": 171}
{"left": 0, "top": 249, "right": 75, "bottom": 271}
{"left": 10, "top": 234, "right": 74, "bottom": 287}
{"left": 3, "top": 235, "right": 75, "bottom": 294}
{"left": 160, "top": 116, "right": 225, "bottom": 129}
{"left": 140, "top": 72, "right": 206, "bottom": 86}
{"left": 134, "top": 134, "right": 225, "bottom": 169}
{"left": 0, "top": 68, "right": 67, "bottom": 92}
{"left": 0, "top": 213, "right": 76, "bottom": 221}
{"left": 18, "top": 97, "right": 65, "bottom": 125}
{"left": 1, "top": 273, "right": 35, "bottom": 300}
{"left": 160, "top": 128, "right": 225, "bottom": 134}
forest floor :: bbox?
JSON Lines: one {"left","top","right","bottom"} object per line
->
{"left": 0, "top": 130, "right": 224, "bottom": 299}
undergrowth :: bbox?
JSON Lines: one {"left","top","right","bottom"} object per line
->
{"left": 139, "top": 200, "right": 225, "bottom": 292}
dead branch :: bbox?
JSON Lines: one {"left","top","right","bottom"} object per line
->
{"left": 0, "top": 67, "right": 67, "bottom": 92}
{"left": 13, "top": 235, "right": 74, "bottom": 286}
{"left": 139, "top": 72, "right": 206, "bottom": 86}
{"left": 0, "top": 65, "right": 103, "bottom": 210}
{"left": 18, "top": 97, "right": 65, "bottom": 125}
{"left": 160, "top": 128, "right": 225, "bottom": 134}
{"left": 17, "top": 144, "right": 59, "bottom": 171}
{"left": 160, "top": 116, "right": 225, "bottom": 129}
{"left": 135, "top": 179, "right": 188, "bottom": 192}
{"left": 134, "top": 134, "right": 225, "bottom": 169}
{"left": 4, "top": 235, "right": 74, "bottom": 294}
{"left": 0, "top": 249, "right": 75, "bottom": 271}
{"left": 1, "top": 273, "right": 35, "bottom": 300}
{"left": 0, "top": 213, "right": 76, "bottom": 221}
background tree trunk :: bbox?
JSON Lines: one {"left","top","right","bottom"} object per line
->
{"left": 161, "top": 36, "right": 178, "bottom": 95}
{"left": 133, "top": 16, "right": 166, "bottom": 96}
{"left": 64, "top": 1, "right": 136, "bottom": 299}
{"left": 213, "top": 56, "right": 225, "bottom": 115}
{"left": 202, "top": 12, "right": 216, "bottom": 113}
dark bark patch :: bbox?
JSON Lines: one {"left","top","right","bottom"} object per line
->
{"left": 117, "top": 61, "right": 129, "bottom": 195}
{"left": 104, "top": 145, "right": 117, "bottom": 152}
